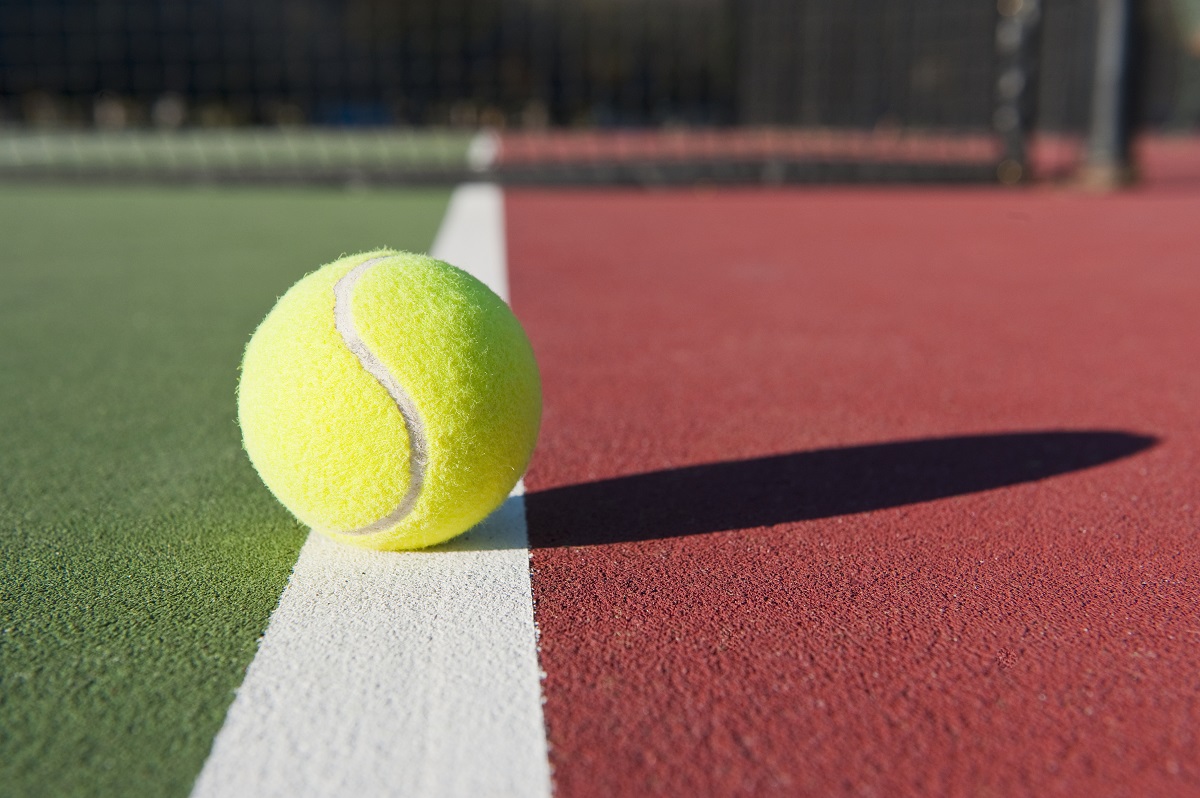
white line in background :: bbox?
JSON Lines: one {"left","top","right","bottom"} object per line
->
{"left": 191, "top": 185, "right": 551, "bottom": 798}
{"left": 466, "top": 130, "right": 500, "bottom": 174}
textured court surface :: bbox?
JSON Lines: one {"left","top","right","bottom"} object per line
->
{"left": 511, "top": 189, "right": 1200, "bottom": 797}
{"left": 2, "top": 181, "right": 1198, "bottom": 798}
{"left": 0, "top": 185, "right": 450, "bottom": 797}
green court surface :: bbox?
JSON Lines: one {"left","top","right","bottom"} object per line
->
{"left": 0, "top": 184, "right": 451, "bottom": 797}
{"left": 0, "top": 129, "right": 475, "bottom": 178}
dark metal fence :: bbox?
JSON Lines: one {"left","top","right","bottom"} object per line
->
{"left": 0, "top": 0, "right": 737, "bottom": 128}
{"left": 0, "top": 0, "right": 1031, "bottom": 129}
{"left": 0, "top": 0, "right": 1193, "bottom": 183}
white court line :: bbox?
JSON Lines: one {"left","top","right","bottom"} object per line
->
{"left": 191, "top": 185, "right": 552, "bottom": 798}
{"left": 466, "top": 130, "right": 500, "bottom": 174}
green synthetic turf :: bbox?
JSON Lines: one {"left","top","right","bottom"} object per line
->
{"left": 0, "top": 129, "right": 475, "bottom": 174}
{"left": 0, "top": 184, "right": 451, "bottom": 798}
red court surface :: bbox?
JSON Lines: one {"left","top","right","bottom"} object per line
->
{"left": 498, "top": 129, "right": 998, "bottom": 165}
{"left": 509, "top": 188, "right": 1200, "bottom": 797}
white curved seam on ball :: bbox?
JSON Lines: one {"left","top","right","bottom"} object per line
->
{"left": 332, "top": 255, "right": 428, "bottom": 535}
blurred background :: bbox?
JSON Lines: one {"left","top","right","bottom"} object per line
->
{"left": 0, "top": 0, "right": 1196, "bottom": 185}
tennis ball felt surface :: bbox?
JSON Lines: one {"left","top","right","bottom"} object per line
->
{"left": 237, "top": 250, "right": 541, "bottom": 550}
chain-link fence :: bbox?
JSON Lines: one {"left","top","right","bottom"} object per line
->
{"left": 0, "top": 0, "right": 1187, "bottom": 184}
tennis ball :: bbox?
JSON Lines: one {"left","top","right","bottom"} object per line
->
{"left": 237, "top": 250, "right": 541, "bottom": 551}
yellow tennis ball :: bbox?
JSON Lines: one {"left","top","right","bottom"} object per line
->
{"left": 237, "top": 250, "right": 541, "bottom": 551}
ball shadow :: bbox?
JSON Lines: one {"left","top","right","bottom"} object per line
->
{"left": 524, "top": 430, "right": 1156, "bottom": 548}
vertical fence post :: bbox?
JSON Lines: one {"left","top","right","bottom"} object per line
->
{"left": 1083, "top": 0, "right": 1135, "bottom": 187}
{"left": 994, "top": 0, "right": 1043, "bottom": 184}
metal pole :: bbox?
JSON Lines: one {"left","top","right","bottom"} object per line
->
{"left": 1084, "top": 0, "right": 1135, "bottom": 187}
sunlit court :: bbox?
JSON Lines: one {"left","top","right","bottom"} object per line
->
{"left": 2, "top": 2, "right": 1199, "bottom": 797}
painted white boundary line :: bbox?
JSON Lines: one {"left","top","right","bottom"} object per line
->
{"left": 466, "top": 130, "right": 500, "bottom": 174}
{"left": 192, "top": 185, "right": 552, "bottom": 798}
